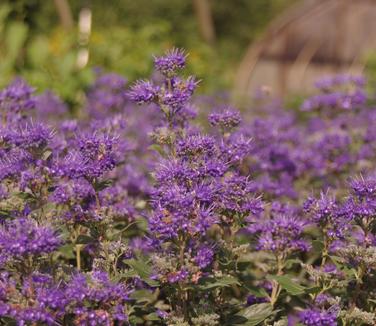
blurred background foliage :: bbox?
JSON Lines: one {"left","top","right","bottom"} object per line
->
{"left": 0, "top": 0, "right": 296, "bottom": 104}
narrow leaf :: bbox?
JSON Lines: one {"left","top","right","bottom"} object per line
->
{"left": 238, "top": 303, "right": 273, "bottom": 326}
{"left": 200, "top": 275, "right": 240, "bottom": 290}
{"left": 267, "top": 275, "right": 305, "bottom": 295}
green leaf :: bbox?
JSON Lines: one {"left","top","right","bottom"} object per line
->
{"left": 200, "top": 275, "right": 240, "bottom": 290}
{"left": 0, "top": 209, "right": 11, "bottom": 217}
{"left": 128, "top": 315, "right": 144, "bottom": 324}
{"left": 148, "top": 144, "right": 165, "bottom": 156}
{"left": 311, "top": 240, "right": 324, "bottom": 252}
{"left": 135, "top": 217, "right": 148, "bottom": 232}
{"left": 144, "top": 278, "right": 159, "bottom": 287}
{"left": 5, "top": 22, "right": 28, "bottom": 62}
{"left": 284, "top": 258, "right": 302, "bottom": 268}
{"left": 0, "top": 4, "right": 11, "bottom": 34}
{"left": 329, "top": 255, "right": 344, "bottom": 266}
{"left": 237, "top": 303, "right": 273, "bottom": 326}
{"left": 126, "top": 259, "right": 151, "bottom": 279}
{"left": 94, "top": 179, "right": 112, "bottom": 191}
{"left": 130, "top": 289, "right": 155, "bottom": 304}
{"left": 304, "top": 286, "right": 322, "bottom": 295}
{"left": 76, "top": 235, "right": 94, "bottom": 245}
{"left": 267, "top": 275, "right": 305, "bottom": 295}
{"left": 125, "top": 259, "right": 159, "bottom": 287}
{"left": 58, "top": 244, "right": 75, "bottom": 259}
{"left": 14, "top": 192, "right": 34, "bottom": 200}
{"left": 27, "top": 36, "right": 49, "bottom": 67}
{"left": 58, "top": 52, "right": 76, "bottom": 76}
{"left": 245, "top": 285, "right": 269, "bottom": 298}
{"left": 225, "top": 315, "right": 248, "bottom": 325}
{"left": 329, "top": 255, "right": 354, "bottom": 278}
{"left": 111, "top": 271, "right": 137, "bottom": 282}
{"left": 144, "top": 313, "right": 160, "bottom": 321}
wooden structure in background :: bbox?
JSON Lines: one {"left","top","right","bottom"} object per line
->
{"left": 53, "top": 0, "right": 73, "bottom": 30}
{"left": 193, "top": 0, "right": 216, "bottom": 45}
{"left": 234, "top": 0, "right": 376, "bottom": 96}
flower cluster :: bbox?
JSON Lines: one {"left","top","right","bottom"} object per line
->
{"left": 0, "top": 49, "right": 376, "bottom": 325}
{"left": 299, "top": 307, "right": 338, "bottom": 326}
{"left": 0, "top": 218, "right": 61, "bottom": 262}
{"left": 129, "top": 48, "right": 198, "bottom": 121}
{"left": 301, "top": 74, "right": 366, "bottom": 111}
{"left": 0, "top": 271, "right": 130, "bottom": 325}
{"left": 0, "top": 78, "right": 35, "bottom": 116}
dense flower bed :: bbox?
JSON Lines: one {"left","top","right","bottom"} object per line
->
{"left": 0, "top": 49, "right": 375, "bottom": 325}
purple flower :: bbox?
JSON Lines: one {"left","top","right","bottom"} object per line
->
{"left": 219, "top": 133, "right": 252, "bottom": 163}
{"left": 1, "top": 120, "right": 54, "bottom": 150}
{"left": 94, "top": 73, "right": 127, "bottom": 90}
{"left": 35, "top": 91, "right": 67, "bottom": 120}
{"left": 156, "top": 309, "right": 169, "bottom": 319}
{"left": 86, "top": 73, "right": 128, "bottom": 118}
{"left": 320, "top": 264, "right": 344, "bottom": 278}
{"left": 167, "top": 269, "right": 189, "bottom": 283}
{"left": 99, "top": 185, "right": 136, "bottom": 219}
{"left": 128, "top": 80, "right": 158, "bottom": 104}
{"left": 56, "top": 132, "right": 118, "bottom": 180}
{"left": 160, "top": 76, "right": 199, "bottom": 112}
{"left": 149, "top": 203, "right": 218, "bottom": 240}
{"left": 314, "top": 293, "right": 332, "bottom": 307}
{"left": 209, "top": 108, "right": 242, "bottom": 130}
{"left": 0, "top": 148, "right": 32, "bottom": 181}
{"left": 299, "top": 307, "right": 338, "bottom": 326}
{"left": 194, "top": 246, "right": 214, "bottom": 269}
{"left": 304, "top": 193, "right": 350, "bottom": 240}
{"left": 0, "top": 271, "right": 129, "bottom": 325}
{"left": 176, "top": 134, "right": 216, "bottom": 158}
{"left": 60, "top": 119, "right": 78, "bottom": 133}
{"left": 350, "top": 176, "right": 376, "bottom": 199}
{"left": 0, "top": 218, "right": 61, "bottom": 260}
{"left": 314, "top": 74, "right": 366, "bottom": 90}
{"left": 0, "top": 78, "right": 35, "bottom": 114}
{"left": 51, "top": 178, "right": 95, "bottom": 205}
{"left": 64, "top": 271, "right": 130, "bottom": 323}
{"left": 249, "top": 213, "right": 309, "bottom": 253}
{"left": 218, "top": 174, "right": 263, "bottom": 216}
{"left": 246, "top": 295, "right": 269, "bottom": 306}
{"left": 302, "top": 74, "right": 367, "bottom": 111}
{"left": 154, "top": 48, "right": 186, "bottom": 76}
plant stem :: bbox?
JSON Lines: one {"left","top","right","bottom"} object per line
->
{"left": 351, "top": 264, "right": 365, "bottom": 309}
{"left": 76, "top": 244, "right": 82, "bottom": 270}
{"left": 270, "top": 254, "right": 284, "bottom": 307}
{"left": 320, "top": 235, "right": 329, "bottom": 269}
{"left": 178, "top": 236, "right": 188, "bottom": 321}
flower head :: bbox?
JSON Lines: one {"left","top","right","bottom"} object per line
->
{"left": 249, "top": 213, "right": 309, "bottom": 254}
{"left": 299, "top": 307, "right": 338, "bottom": 326}
{"left": 0, "top": 78, "right": 35, "bottom": 114}
{"left": 128, "top": 80, "right": 158, "bottom": 104}
{"left": 154, "top": 48, "right": 187, "bottom": 77}
{"left": 1, "top": 120, "right": 54, "bottom": 150}
{"left": 0, "top": 218, "right": 61, "bottom": 260}
{"left": 209, "top": 108, "right": 242, "bottom": 130}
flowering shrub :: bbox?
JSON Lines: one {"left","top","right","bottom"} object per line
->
{"left": 0, "top": 49, "right": 376, "bottom": 325}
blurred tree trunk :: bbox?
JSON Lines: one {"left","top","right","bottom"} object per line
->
{"left": 54, "top": 0, "right": 74, "bottom": 30}
{"left": 193, "top": 0, "right": 216, "bottom": 45}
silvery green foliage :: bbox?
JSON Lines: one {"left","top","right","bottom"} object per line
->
{"left": 341, "top": 307, "right": 376, "bottom": 325}
{"left": 191, "top": 313, "right": 220, "bottom": 326}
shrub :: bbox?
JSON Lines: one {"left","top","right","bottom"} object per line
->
{"left": 0, "top": 49, "right": 375, "bottom": 325}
